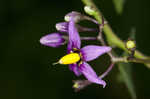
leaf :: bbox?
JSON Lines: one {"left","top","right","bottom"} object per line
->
{"left": 112, "top": 0, "right": 125, "bottom": 15}
{"left": 118, "top": 62, "right": 137, "bottom": 99}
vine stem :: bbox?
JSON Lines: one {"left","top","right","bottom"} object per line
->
{"left": 112, "top": 57, "right": 150, "bottom": 64}
{"left": 81, "top": 0, "right": 150, "bottom": 68}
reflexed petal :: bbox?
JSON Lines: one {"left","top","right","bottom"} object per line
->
{"left": 55, "top": 22, "right": 68, "bottom": 32}
{"left": 68, "top": 17, "right": 81, "bottom": 50}
{"left": 69, "top": 64, "right": 82, "bottom": 76}
{"left": 40, "top": 33, "right": 65, "bottom": 47}
{"left": 80, "top": 45, "right": 111, "bottom": 61}
{"left": 79, "top": 62, "right": 106, "bottom": 87}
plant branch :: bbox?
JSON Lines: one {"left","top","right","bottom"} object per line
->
{"left": 82, "top": 0, "right": 150, "bottom": 68}
{"left": 112, "top": 57, "right": 150, "bottom": 64}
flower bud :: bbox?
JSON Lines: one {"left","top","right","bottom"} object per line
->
{"left": 125, "top": 40, "right": 136, "bottom": 50}
{"left": 73, "top": 82, "right": 79, "bottom": 89}
{"left": 40, "top": 33, "right": 65, "bottom": 47}
{"left": 84, "top": 6, "right": 95, "bottom": 15}
{"left": 64, "top": 11, "right": 83, "bottom": 22}
{"left": 125, "top": 39, "right": 136, "bottom": 59}
{"left": 64, "top": 11, "right": 98, "bottom": 24}
{"left": 72, "top": 80, "right": 91, "bottom": 92}
{"left": 55, "top": 22, "right": 68, "bottom": 32}
{"left": 56, "top": 21, "right": 98, "bottom": 33}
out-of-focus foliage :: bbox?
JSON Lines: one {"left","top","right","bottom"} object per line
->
{"left": 112, "top": 0, "right": 125, "bottom": 14}
{"left": 118, "top": 62, "right": 136, "bottom": 99}
{"left": 117, "top": 29, "right": 136, "bottom": 99}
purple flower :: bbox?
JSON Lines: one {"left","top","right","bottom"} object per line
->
{"left": 58, "top": 17, "right": 111, "bottom": 88}
{"left": 40, "top": 33, "right": 65, "bottom": 47}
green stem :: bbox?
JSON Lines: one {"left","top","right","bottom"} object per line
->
{"left": 82, "top": 0, "right": 150, "bottom": 68}
{"left": 113, "top": 57, "right": 150, "bottom": 64}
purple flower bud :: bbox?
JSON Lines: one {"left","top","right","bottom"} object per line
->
{"left": 64, "top": 11, "right": 83, "bottom": 22}
{"left": 56, "top": 21, "right": 98, "bottom": 33}
{"left": 40, "top": 33, "right": 65, "bottom": 47}
{"left": 55, "top": 22, "right": 68, "bottom": 32}
{"left": 64, "top": 11, "right": 98, "bottom": 24}
{"left": 72, "top": 80, "right": 91, "bottom": 92}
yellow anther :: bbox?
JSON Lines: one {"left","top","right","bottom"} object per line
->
{"left": 73, "top": 83, "right": 79, "bottom": 88}
{"left": 126, "top": 40, "right": 136, "bottom": 49}
{"left": 59, "top": 53, "right": 80, "bottom": 64}
{"left": 73, "top": 48, "right": 78, "bottom": 51}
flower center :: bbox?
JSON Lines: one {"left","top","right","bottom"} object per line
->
{"left": 59, "top": 53, "right": 80, "bottom": 64}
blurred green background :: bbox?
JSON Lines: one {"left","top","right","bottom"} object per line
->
{"left": 0, "top": 0, "right": 150, "bottom": 99}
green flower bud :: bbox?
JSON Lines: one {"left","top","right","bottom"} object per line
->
{"left": 126, "top": 40, "right": 136, "bottom": 50}
{"left": 84, "top": 6, "right": 95, "bottom": 15}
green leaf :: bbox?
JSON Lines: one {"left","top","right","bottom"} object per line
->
{"left": 112, "top": 0, "right": 125, "bottom": 14}
{"left": 118, "top": 62, "right": 137, "bottom": 99}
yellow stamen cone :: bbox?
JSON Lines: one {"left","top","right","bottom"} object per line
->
{"left": 59, "top": 53, "right": 80, "bottom": 64}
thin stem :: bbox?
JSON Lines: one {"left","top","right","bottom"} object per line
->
{"left": 97, "top": 17, "right": 114, "bottom": 59}
{"left": 76, "top": 25, "right": 98, "bottom": 32}
{"left": 80, "top": 37, "right": 97, "bottom": 40}
{"left": 83, "top": 16, "right": 99, "bottom": 24}
{"left": 100, "top": 63, "right": 115, "bottom": 79}
{"left": 97, "top": 16, "right": 105, "bottom": 45}
{"left": 63, "top": 35, "right": 97, "bottom": 41}
{"left": 112, "top": 57, "right": 150, "bottom": 64}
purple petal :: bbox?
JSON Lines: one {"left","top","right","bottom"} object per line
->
{"left": 80, "top": 45, "right": 111, "bottom": 61}
{"left": 55, "top": 22, "right": 68, "bottom": 32}
{"left": 40, "top": 33, "right": 65, "bottom": 47}
{"left": 67, "top": 42, "right": 72, "bottom": 53}
{"left": 79, "top": 62, "right": 106, "bottom": 87}
{"left": 67, "top": 17, "right": 81, "bottom": 51}
{"left": 69, "top": 64, "right": 82, "bottom": 76}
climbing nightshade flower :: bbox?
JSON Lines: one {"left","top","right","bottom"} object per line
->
{"left": 40, "top": 33, "right": 65, "bottom": 47}
{"left": 57, "top": 17, "right": 111, "bottom": 88}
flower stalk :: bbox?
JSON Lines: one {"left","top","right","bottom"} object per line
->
{"left": 112, "top": 57, "right": 150, "bottom": 64}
